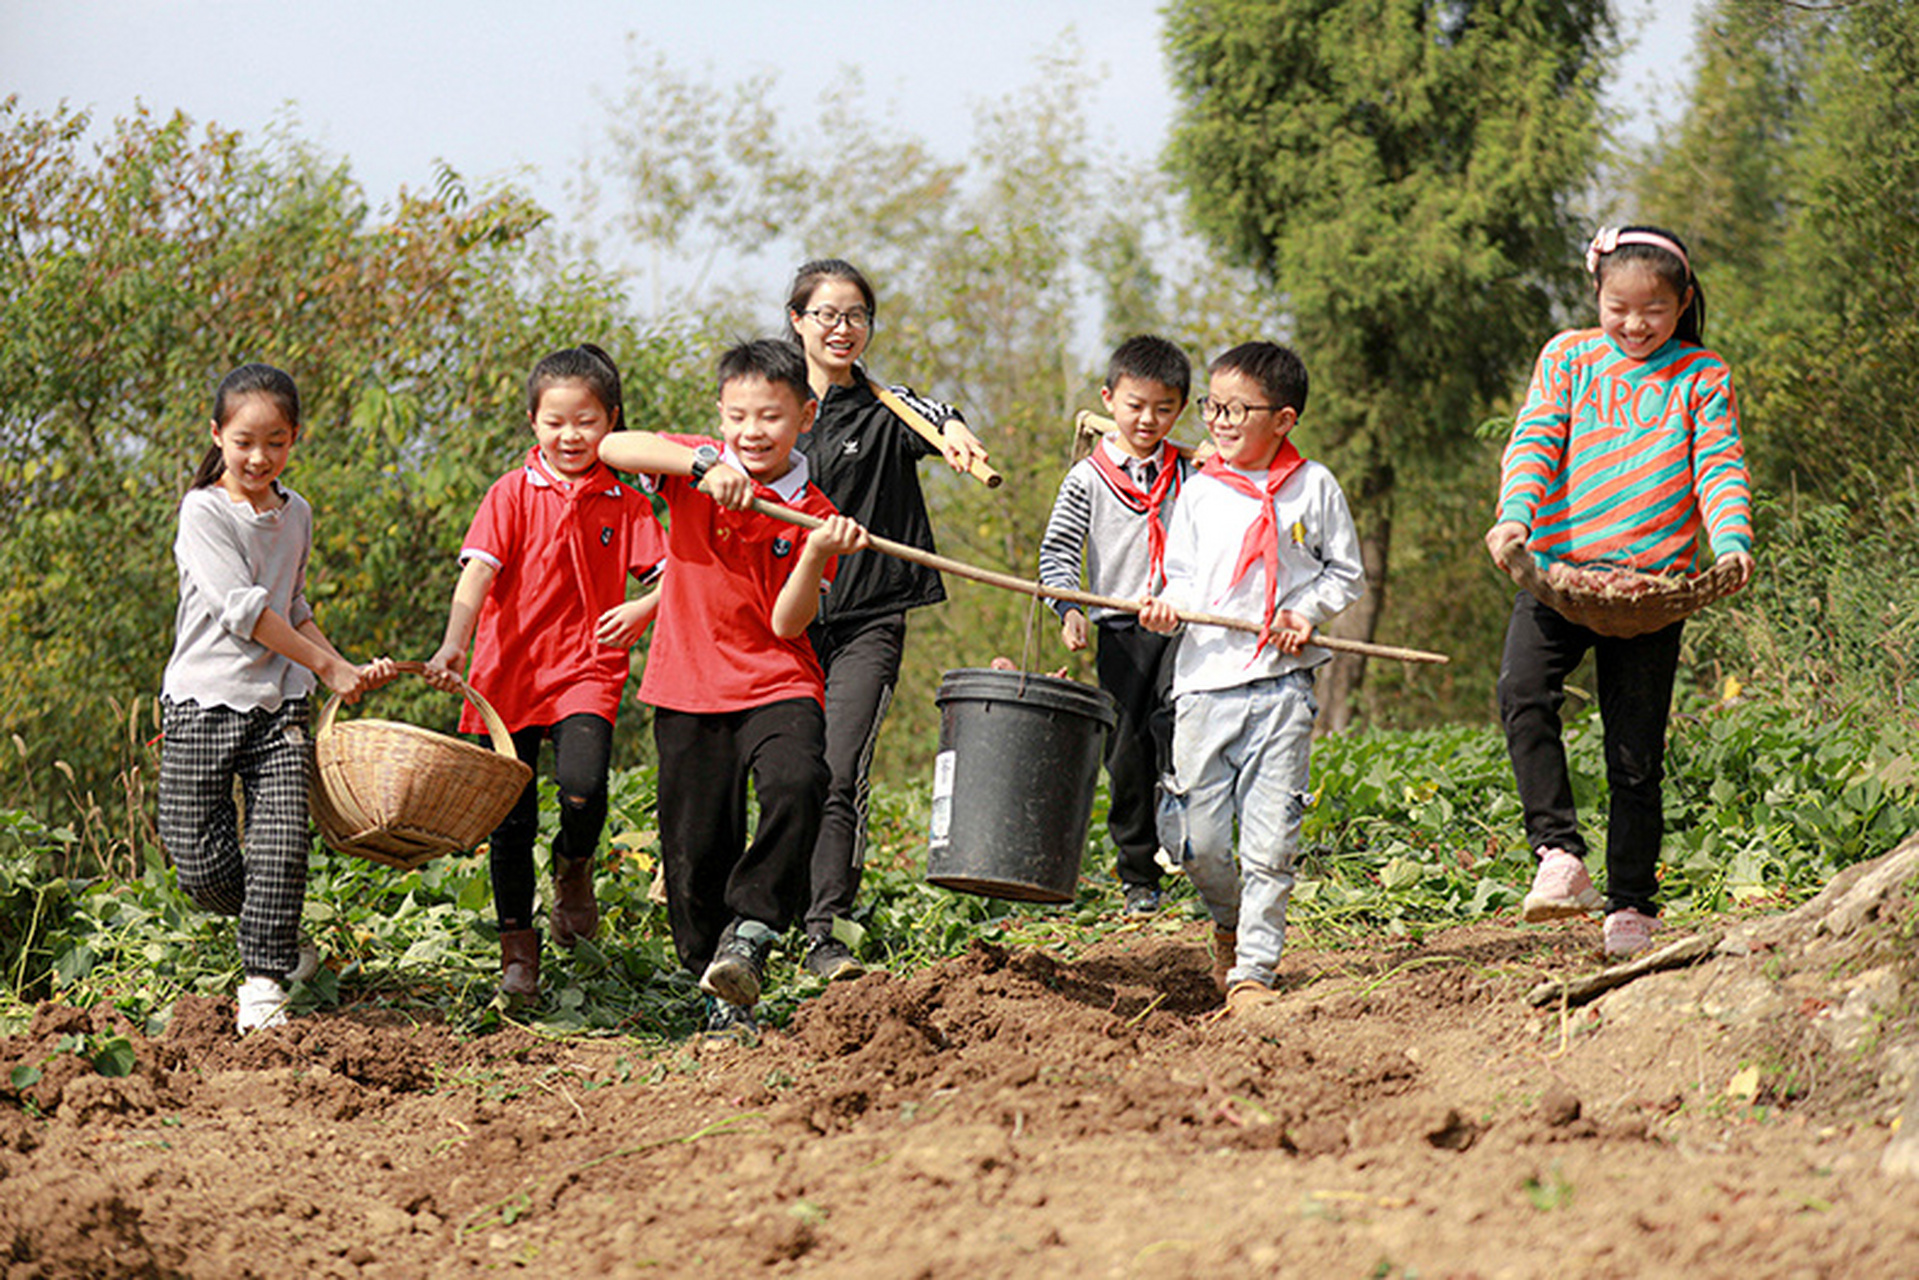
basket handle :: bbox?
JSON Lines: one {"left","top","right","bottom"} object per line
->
{"left": 314, "top": 661, "right": 519, "bottom": 758}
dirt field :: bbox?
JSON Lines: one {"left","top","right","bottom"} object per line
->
{"left": 5, "top": 841, "right": 1919, "bottom": 1279}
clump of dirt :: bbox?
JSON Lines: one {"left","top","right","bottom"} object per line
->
{"left": 5, "top": 839, "right": 1919, "bottom": 1277}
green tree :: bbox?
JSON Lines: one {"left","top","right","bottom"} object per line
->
{"left": 600, "top": 41, "right": 1120, "bottom": 778}
{"left": 1163, "top": 0, "right": 1616, "bottom": 729}
{"left": 1751, "top": 0, "right": 1919, "bottom": 509}
{"left": 0, "top": 99, "right": 705, "bottom": 832}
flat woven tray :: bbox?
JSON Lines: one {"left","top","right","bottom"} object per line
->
{"left": 309, "top": 662, "right": 531, "bottom": 871}
{"left": 1496, "top": 545, "right": 1745, "bottom": 638}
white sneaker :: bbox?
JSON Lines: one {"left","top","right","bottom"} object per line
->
{"left": 236, "top": 976, "right": 290, "bottom": 1032}
{"left": 289, "top": 932, "right": 321, "bottom": 984}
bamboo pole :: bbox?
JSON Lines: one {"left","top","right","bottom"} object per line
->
{"left": 750, "top": 498, "right": 1448, "bottom": 665}
{"left": 867, "top": 377, "right": 1002, "bottom": 489}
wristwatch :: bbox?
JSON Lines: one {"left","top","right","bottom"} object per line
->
{"left": 689, "top": 443, "right": 721, "bottom": 483}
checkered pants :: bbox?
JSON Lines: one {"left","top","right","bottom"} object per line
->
{"left": 158, "top": 697, "right": 312, "bottom": 978}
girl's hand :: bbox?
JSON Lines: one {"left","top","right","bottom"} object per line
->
{"left": 1138, "top": 596, "right": 1180, "bottom": 635}
{"left": 699, "top": 462, "right": 754, "bottom": 511}
{"left": 360, "top": 656, "right": 401, "bottom": 692}
{"left": 939, "top": 419, "right": 989, "bottom": 474}
{"left": 1060, "top": 610, "right": 1089, "bottom": 652}
{"left": 1271, "top": 609, "right": 1313, "bottom": 655}
{"left": 1718, "top": 549, "right": 1756, "bottom": 592}
{"left": 809, "top": 514, "right": 870, "bottom": 558}
{"left": 421, "top": 646, "right": 467, "bottom": 693}
{"left": 596, "top": 599, "right": 652, "bottom": 648}
{"left": 320, "top": 656, "right": 370, "bottom": 704}
{"left": 1484, "top": 520, "right": 1529, "bottom": 568}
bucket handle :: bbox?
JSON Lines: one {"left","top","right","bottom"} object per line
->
{"left": 314, "top": 661, "right": 518, "bottom": 758}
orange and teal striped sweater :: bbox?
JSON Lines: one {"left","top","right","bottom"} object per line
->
{"left": 1497, "top": 328, "right": 1751, "bottom": 574}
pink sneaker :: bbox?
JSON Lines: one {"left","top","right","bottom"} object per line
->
{"left": 1603, "top": 908, "right": 1660, "bottom": 958}
{"left": 1521, "top": 847, "right": 1603, "bottom": 922}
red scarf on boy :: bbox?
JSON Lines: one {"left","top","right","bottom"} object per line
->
{"left": 1199, "top": 440, "right": 1305, "bottom": 654}
{"left": 1088, "top": 440, "right": 1184, "bottom": 582}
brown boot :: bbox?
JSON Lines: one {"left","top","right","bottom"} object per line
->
{"left": 1210, "top": 927, "right": 1237, "bottom": 997}
{"left": 550, "top": 854, "right": 599, "bottom": 947}
{"left": 499, "top": 928, "right": 540, "bottom": 1003}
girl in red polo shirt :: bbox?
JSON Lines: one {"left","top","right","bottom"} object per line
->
{"left": 426, "top": 344, "right": 664, "bottom": 1003}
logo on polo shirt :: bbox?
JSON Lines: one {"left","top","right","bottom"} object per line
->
{"left": 601, "top": 526, "right": 614, "bottom": 546}
{"left": 773, "top": 538, "right": 793, "bottom": 558}
{"left": 841, "top": 439, "right": 861, "bottom": 457}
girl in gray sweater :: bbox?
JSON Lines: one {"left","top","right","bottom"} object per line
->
{"left": 157, "top": 364, "right": 393, "bottom": 1033}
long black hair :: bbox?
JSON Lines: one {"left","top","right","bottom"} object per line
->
{"left": 191, "top": 363, "right": 301, "bottom": 489}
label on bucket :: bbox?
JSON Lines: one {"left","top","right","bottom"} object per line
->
{"left": 928, "top": 749, "right": 956, "bottom": 847}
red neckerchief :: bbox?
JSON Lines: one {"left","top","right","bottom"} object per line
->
{"left": 1199, "top": 440, "right": 1305, "bottom": 654}
{"left": 1088, "top": 440, "right": 1183, "bottom": 582}
{"left": 529, "top": 446, "right": 616, "bottom": 620}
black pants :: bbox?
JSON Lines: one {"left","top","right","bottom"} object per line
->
{"left": 1096, "top": 621, "right": 1176, "bottom": 890}
{"left": 804, "top": 612, "right": 905, "bottom": 937}
{"left": 1498, "top": 592, "right": 1682, "bottom": 916}
{"left": 654, "top": 698, "right": 828, "bottom": 973}
{"left": 490, "top": 714, "right": 613, "bottom": 933}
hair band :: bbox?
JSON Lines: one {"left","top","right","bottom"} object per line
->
{"left": 1585, "top": 227, "right": 1691, "bottom": 277}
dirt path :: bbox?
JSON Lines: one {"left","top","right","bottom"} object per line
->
{"left": 6, "top": 848, "right": 1919, "bottom": 1278}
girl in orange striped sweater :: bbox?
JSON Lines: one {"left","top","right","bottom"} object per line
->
{"left": 1485, "top": 226, "right": 1754, "bottom": 958}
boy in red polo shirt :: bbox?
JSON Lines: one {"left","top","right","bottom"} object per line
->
{"left": 599, "top": 338, "right": 868, "bottom": 1042}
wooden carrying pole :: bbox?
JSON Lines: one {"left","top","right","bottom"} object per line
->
{"left": 867, "top": 377, "right": 1003, "bottom": 489}
{"left": 750, "top": 498, "right": 1448, "bottom": 665}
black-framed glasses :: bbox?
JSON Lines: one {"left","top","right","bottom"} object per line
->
{"left": 801, "top": 306, "right": 873, "bottom": 331}
{"left": 1198, "top": 397, "right": 1281, "bottom": 427}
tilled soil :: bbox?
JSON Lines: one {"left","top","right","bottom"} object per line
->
{"left": 5, "top": 862, "right": 1919, "bottom": 1279}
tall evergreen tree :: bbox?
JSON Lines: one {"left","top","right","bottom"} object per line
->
{"left": 1162, "top": 0, "right": 1615, "bottom": 728}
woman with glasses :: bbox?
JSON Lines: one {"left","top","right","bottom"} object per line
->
{"left": 783, "top": 258, "right": 990, "bottom": 981}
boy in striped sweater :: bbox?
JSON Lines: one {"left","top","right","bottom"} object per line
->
{"left": 1487, "top": 226, "right": 1753, "bottom": 958}
{"left": 1039, "top": 336, "right": 1194, "bottom": 916}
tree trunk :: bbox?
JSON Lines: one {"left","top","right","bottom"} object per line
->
{"left": 1316, "top": 456, "right": 1393, "bottom": 735}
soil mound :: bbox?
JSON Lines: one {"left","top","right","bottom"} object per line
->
{"left": 4, "top": 839, "right": 1918, "bottom": 1276}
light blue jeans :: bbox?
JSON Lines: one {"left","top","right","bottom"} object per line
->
{"left": 1158, "top": 671, "right": 1316, "bottom": 990}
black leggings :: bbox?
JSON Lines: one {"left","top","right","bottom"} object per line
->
{"left": 1498, "top": 593, "right": 1681, "bottom": 915}
{"left": 490, "top": 713, "right": 613, "bottom": 932}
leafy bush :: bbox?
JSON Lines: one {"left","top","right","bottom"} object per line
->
{"left": 4, "top": 671, "right": 1915, "bottom": 1040}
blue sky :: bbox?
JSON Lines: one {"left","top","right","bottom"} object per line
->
{"left": 5, "top": 1, "right": 1696, "bottom": 206}
{"left": 4, "top": 0, "right": 1699, "bottom": 318}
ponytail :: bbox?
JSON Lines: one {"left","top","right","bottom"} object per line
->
{"left": 193, "top": 363, "right": 301, "bottom": 489}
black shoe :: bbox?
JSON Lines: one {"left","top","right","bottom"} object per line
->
{"left": 803, "top": 936, "right": 864, "bottom": 981}
{"left": 701, "top": 996, "right": 760, "bottom": 1046}
{"left": 1123, "top": 885, "right": 1163, "bottom": 916}
{"left": 699, "top": 919, "right": 775, "bottom": 1007}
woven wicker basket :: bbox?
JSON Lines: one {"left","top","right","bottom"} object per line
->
{"left": 1496, "top": 544, "right": 1745, "bottom": 639}
{"left": 310, "top": 662, "right": 532, "bottom": 871}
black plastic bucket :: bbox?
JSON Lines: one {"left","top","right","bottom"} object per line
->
{"left": 925, "top": 668, "right": 1117, "bottom": 903}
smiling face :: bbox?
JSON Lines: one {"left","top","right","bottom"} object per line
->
{"left": 1203, "top": 367, "right": 1296, "bottom": 470}
{"left": 718, "top": 373, "right": 816, "bottom": 483}
{"left": 1100, "top": 374, "right": 1186, "bottom": 460}
{"left": 211, "top": 393, "right": 298, "bottom": 509}
{"left": 1598, "top": 260, "right": 1692, "bottom": 361}
{"left": 789, "top": 277, "right": 872, "bottom": 387}
{"left": 530, "top": 379, "right": 616, "bottom": 478}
